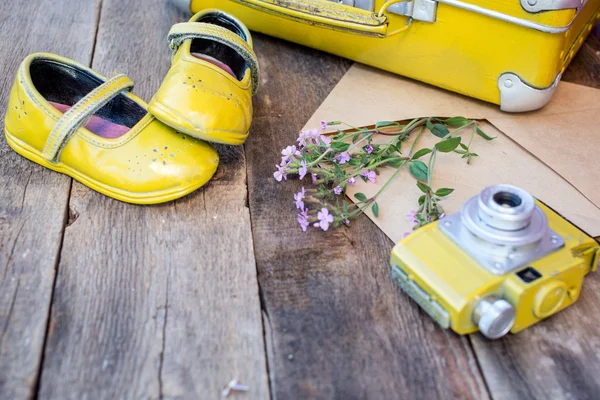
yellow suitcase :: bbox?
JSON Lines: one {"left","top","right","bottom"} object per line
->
{"left": 173, "top": 0, "right": 600, "bottom": 112}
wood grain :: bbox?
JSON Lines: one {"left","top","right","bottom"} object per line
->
{"left": 471, "top": 28, "right": 600, "bottom": 400}
{"left": 246, "top": 35, "right": 490, "bottom": 399}
{"left": 0, "top": 1, "right": 100, "bottom": 399}
{"left": 37, "top": 0, "right": 269, "bottom": 399}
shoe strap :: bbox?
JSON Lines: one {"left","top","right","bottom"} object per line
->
{"left": 42, "top": 74, "right": 134, "bottom": 163}
{"left": 168, "top": 22, "right": 260, "bottom": 95}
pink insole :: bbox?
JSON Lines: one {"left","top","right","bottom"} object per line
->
{"left": 192, "top": 53, "right": 236, "bottom": 78}
{"left": 50, "top": 102, "right": 131, "bottom": 139}
{"left": 48, "top": 55, "right": 235, "bottom": 138}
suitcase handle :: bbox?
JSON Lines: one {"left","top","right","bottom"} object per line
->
{"left": 234, "top": 0, "right": 395, "bottom": 37}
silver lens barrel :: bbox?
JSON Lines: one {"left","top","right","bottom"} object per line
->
{"left": 460, "top": 184, "right": 548, "bottom": 247}
{"left": 477, "top": 185, "right": 535, "bottom": 231}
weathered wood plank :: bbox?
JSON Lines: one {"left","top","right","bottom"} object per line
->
{"left": 0, "top": 1, "right": 100, "bottom": 399}
{"left": 38, "top": 0, "right": 269, "bottom": 398}
{"left": 247, "top": 36, "right": 490, "bottom": 399}
{"left": 470, "top": 28, "right": 600, "bottom": 400}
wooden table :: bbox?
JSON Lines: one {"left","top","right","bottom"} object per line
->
{"left": 1, "top": 1, "right": 599, "bottom": 399}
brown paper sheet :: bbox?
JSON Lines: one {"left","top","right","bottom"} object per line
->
{"left": 302, "top": 65, "right": 600, "bottom": 240}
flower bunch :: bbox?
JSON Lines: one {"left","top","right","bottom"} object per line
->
{"left": 274, "top": 117, "right": 494, "bottom": 232}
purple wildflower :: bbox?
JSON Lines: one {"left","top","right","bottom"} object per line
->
{"left": 347, "top": 177, "right": 356, "bottom": 186}
{"left": 282, "top": 145, "right": 300, "bottom": 159}
{"left": 320, "top": 135, "right": 332, "bottom": 147}
{"left": 365, "top": 144, "right": 374, "bottom": 154}
{"left": 315, "top": 207, "right": 334, "bottom": 231}
{"left": 335, "top": 152, "right": 350, "bottom": 164}
{"left": 294, "top": 187, "right": 305, "bottom": 210}
{"left": 274, "top": 164, "right": 289, "bottom": 182}
{"left": 321, "top": 120, "right": 328, "bottom": 130}
{"left": 297, "top": 130, "right": 314, "bottom": 147}
{"left": 297, "top": 209, "right": 310, "bottom": 232}
{"left": 312, "top": 173, "right": 318, "bottom": 183}
{"left": 360, "top": 170, "right": 377, "bottom": 183}
{"left": 334, "top": 186, "right": 343, "bottom": 195}
{"left": 405, "top": 210, "right": 418, "bottom": 227}
{"left": 298, "top": 160, "right": 308, "bottom": 180}
{"left": 403, "top": 232, "right": 411, "bottom": 238}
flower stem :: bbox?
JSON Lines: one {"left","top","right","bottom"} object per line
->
{"left": 372, "top": 160, "right": 407, "bottom": 200}
{"left": 409, "top": 125, "right": 427, "bottom": 157}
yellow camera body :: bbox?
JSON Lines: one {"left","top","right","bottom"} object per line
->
{"left": 391, "top": 185, "right": 599, "bottom": 339}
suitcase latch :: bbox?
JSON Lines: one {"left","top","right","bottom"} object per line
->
{"left": 333, "top": 0, "right": 437, "bottom": 23}
{"left": 387, "top": 0, "right": 438, "bottom": 23}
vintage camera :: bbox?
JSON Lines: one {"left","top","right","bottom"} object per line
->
{"left": 390, "top": 184, "right": 599, "bottom": 339}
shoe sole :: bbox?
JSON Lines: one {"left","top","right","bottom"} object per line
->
{"left": 5, "top": 128, "right": 212, "bottom": 205}
{"left": 149, "top": 100, "right": 249, "bottom": 146}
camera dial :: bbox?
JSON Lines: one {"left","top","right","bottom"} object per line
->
{"left": 473, "top": 296, "right": 516, "bottom": 339}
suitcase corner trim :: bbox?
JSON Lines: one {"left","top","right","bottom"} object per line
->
{"left": 498, "top": 72, "right": 561, "bottom": 112}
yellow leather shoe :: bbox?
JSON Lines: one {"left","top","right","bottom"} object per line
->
{"left": 4, "top": 53, "right": 219, "bottom": 205}
{"left": 148, "top": 9, "right": 259, "bottom": 146}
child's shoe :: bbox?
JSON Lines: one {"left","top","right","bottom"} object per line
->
{"left": 148, "top": 9, "right": 259, "bottom": 145}
{"left": 4, "top": 53, "right": 219, "bottom": 204}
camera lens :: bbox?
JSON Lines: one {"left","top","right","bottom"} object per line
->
{"left": 475, "top": 185, "right": 536, "bottom": 232}
{"left": 493, "top": 191, "right": 522, "bottom": 208}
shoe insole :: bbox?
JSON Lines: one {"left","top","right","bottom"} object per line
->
{"left": 192, "top": 53, "right": 236, "bottom": 78}
{"left": 50, "top": 102, "right": 131, "bottom": 139}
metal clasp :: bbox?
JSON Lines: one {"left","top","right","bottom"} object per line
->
{"left": 388, "top": 0, "right": 438, "bottom": 23}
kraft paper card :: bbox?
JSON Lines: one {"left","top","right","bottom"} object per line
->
{"left": 302, "top": 65, "right": 600, "bottom": 241}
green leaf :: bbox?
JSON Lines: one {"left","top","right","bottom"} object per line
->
{"left": 333, "top": 163, "right": 344, "bottom": 180}
{"left": 354, "top": 192, "right": 367, "bottom": 202}
{"left": 435, "top": 137, "right": 462, "bottom": 153}
{"left": 454, "top": 149, "right": 467, "bottom": 154}
{"left": 417, "top": 181, "right": 431, "bottom": 193}
{"left": 372, "top": 202, "right": 379, "bottom": 218}
{"left": 352, "top": 133, "right": 361, "bottom": 143}
{"left": 412, "top": 148, "right": 432, "bottom": 160}
{"left": 331, "top": 142, "right": 350, "bottom": 152}
{"left": 408, "top": 160, "right": 429, "bottom": 181}
{"left": 343, "top": 201, "right": 349, "bottom": 213}
{"left": 444, "top": 116, "right": 470, "bottom": 127}
{"left": 435, "top": 188, "right": 455, "bottom": 197}
{"left": 376, "top": 121, "right": 401, "bottom": 130}
{"left": 387, "top": 157, "right": 405, "bottom": 167}
{"left": 418, "top": 195, "right": 426, "bottom": 205}
{"left": 348, "top": 158, "right": 361, "bottom": 166}
{"left": 427, "top": 120, "right": 450, "bottom": 138}
{"left": 459, "top": 143, "right": 469, "bottom": 150}
{"left": 475, "top": 126, "right": 496, "bottom": 140}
